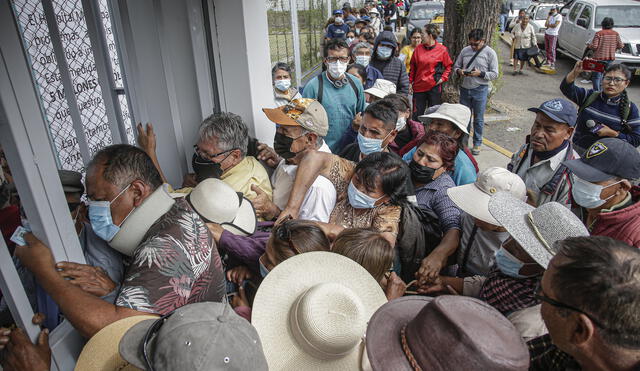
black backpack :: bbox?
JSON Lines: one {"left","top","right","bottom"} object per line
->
{"left": 396, "top": 203, "right": 443, "bottom": 283}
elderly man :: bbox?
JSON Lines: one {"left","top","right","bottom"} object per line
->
{"left": 530, "top": 236, "right": 640, "bottom": 370}
{"left": 339, "top": 100, "right": 398, "bottom": 162}
{"left": 303, "top": 38, "right": 366, "bottom": 152}
{"left": 562, "top": 138, "right": 640, "bottom": 248}
{"left": 252, "top": 98, "right": 337, "bottom": 222}
{"left": 351, "top": 42, "right": 383, "bottom": 89}
{"left": 508, "top": 98, "right": 578, "bottom": 207}
{"left": 14, "top": 145, "right": 226, "bottom": 338}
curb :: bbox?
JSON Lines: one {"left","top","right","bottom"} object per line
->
{"left": 483, "top": 137, "right": 513, "bottom": 158}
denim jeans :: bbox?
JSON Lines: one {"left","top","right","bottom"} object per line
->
{"left": 460, "top": 85, "right": 489, "bottom": 147}
{"left": 499, "top": 13, "right": 509, "bottom": 33}
{"left": 591, "top": 60, "right": 612, "bottom": 91}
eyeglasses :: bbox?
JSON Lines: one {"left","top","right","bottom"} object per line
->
{"left": 325, "top": 56, "right": 350, "bottom": 63}
{"left": 603, "top": 76, "right": 628, "bottom": 84}
{"left": 276, "top": 221, "right": 302, "bottom": 255}
{"left": 193, "top": 145, "right": 235, "bottom": 162}
{"left": 469, "top": 41, "right": 482, "bottom": 47}
{"left": 534, "top": 282, "right": 605, "bottom": 328}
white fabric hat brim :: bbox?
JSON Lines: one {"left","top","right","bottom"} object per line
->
{"left": 252, "top": 252, "right": 387, "bottom": 371}
{"left": 75, "top": 315, "right": 158, "bottom": 371}
{"left": 420, "top": 112, "right": 469, "bottom": 135}
{"left": 447, "top": 183, "right": 498, "bottom": 225}
{"left": 221, "top": 197, "right": 257, "bottom": 236}
{"left": 364, "top": 87, "right": 389, "bottom": 99}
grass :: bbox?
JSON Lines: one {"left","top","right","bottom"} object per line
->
{"left": 269, "top": 31, "right": 325, "bottom": 82}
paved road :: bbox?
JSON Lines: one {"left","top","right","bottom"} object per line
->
{"left": 482, "top": 38, "right": 640, "bottom": 157}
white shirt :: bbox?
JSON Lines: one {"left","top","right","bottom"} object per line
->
{"left": 545, "top": 14, "right": 562, "bottom": 36}
{"left": 516, "top": 146, "right": 575, "bottom": 196}
{"left": 271, "top": 142, "right": 336, "bottom": 222}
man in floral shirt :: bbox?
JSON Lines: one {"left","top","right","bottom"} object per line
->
{"left": 16, "top": 145, "right": 225, "bottom": 338}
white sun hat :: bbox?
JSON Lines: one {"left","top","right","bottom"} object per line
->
{"left": 447, "top": 167, "right": 527, "bottom": 225}
{"left": 420, "top": 103, "right": 471, "bottom": 135}
{"left": 187, "top": 178, "right": 257, "bottom": 236}
{"left": 252, "top": 251, "right": 387, "bottom": 371}
{"left": 365, "top": 79, "right": 396, "bottom": 99}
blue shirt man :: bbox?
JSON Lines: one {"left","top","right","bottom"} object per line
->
{"left": 326, "top": 10, "right": 351, "bottom": 39}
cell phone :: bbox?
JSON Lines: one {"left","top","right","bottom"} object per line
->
{"left": 463, "top": 70, "right": 473, "bottom": 76}
{"left": 582, "top": 58, "right": 606, "bottom": 73}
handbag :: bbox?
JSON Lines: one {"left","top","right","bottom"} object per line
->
{"left": 526, "top": 45, "right": 539, "bottom": 57}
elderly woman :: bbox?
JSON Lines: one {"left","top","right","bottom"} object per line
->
{"left": 410, "top": 130, "right": 462, "bottom": 282}
{"left": 272, "top": 62, "right": 301, "bottom": 107}
{"left": 510, "top": 14, "right": 536, "bottom": 75}
{"left": 351, "top": 42, "right": 384, "bottom": 89}
{"left": 279, "top": 151, "right": 409, "bottom": 246}
{"left": 562, "top": 62, "right": 640, "bottom": 151}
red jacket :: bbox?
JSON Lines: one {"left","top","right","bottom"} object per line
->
{"left": 591, "top": 187, "right": 640, "bottom": 248}
{"left": 389, "top": 119, "right": 425, "bottom": 156}
{"left": 409, "top": 42, "right": 453, "bottom": 93}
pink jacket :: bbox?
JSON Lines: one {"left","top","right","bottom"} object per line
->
{"left": 591, "top": 187, "right": 640, "bottom": 248}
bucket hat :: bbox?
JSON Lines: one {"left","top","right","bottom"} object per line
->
{"left": 364, "top": 79, "right": 396, "bottom": 99}
{"left": 488, "top": 192, "right": 589, "bottom": 269}
{"left": 119, "top": 302, "right": 268, "bottom": 371}
{"left": 252, "top": 251, "right": 387, "bottom": 371}
{"left": 420, "top": 103, "right": 471, "bottom": 135}
{"left": 448, "top": 167, "right": 527, "bottom": 225}
{"left": 365, "top": 296, "right": 529, "bottom": 371}
{"left": 187, "top": 178, "right": 257, "bottom": 236}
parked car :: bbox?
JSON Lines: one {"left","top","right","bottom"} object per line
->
{"left": 557, "top": 0, "right": 640, "bottom": 75}
{"left": 507, "top": 0, "right": 533, "bottom": 30}
{"left": 526, "top": 2, "right": 564, "bottom": 45}
{"left": 405, "top": 1, "right": 444, "bottom": 41}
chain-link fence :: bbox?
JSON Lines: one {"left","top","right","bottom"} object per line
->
{"left": 268, "top": 0, "right": 365, "bottom": 86}
{"left": 10, "top": 0, "right": 134, "bottom": 174}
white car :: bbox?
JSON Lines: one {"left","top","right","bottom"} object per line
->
{"left": 557, "top": 0, "right": 640, "bottom": 75}
{"left": 526, "top": 2, "right": 564, "bottom": 45}
{"left": 507, "top": 0, "right": 534, "bottom": 30}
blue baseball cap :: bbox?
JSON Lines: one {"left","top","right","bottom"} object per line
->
{"left": 356, "top": 16, "right": 371, "bottom": 23}
{"left": 528, "top": 98, "right": 577, "bottom": 127}
{"left": 334, "top": 9, "right": 344, "bottom": 15}
{"left": 563, "top": 138, "right": 640, "bottom": 182}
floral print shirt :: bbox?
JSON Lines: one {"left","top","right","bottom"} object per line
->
{"left": 115, "top": 198, "right": 225, "bottom": 314}
{"left": 327, "top": 156, "right": 401, "bottom": 235}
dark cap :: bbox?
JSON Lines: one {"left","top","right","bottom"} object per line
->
{"left": 563, "top": 138, "right": 640, "bottom": 182}
{"left": 333, "top": 9, "right": 344, "bottom": 15}
{"left": 356, "top": 16, "right": 371, "bottom": 24}
{"left": 58, "top": 169, "right": 84, "bottom": 194}
{"left": 528, "top": 98, "right": 577, "bottom": 127}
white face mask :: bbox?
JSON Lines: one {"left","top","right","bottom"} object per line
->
{"left": 327, "top": 61, "right": 348, "bottom": 79}
{"left": 355, "top": 55, "right": 371, "bottom": 67}
{"left": 396, "top": 116, "right": 407, "bottom": 131}
{"left": 335, "top": 16, "right": 344, "bottom": 24}
{"left": 274, "top": 79, "right": 291, "bottom": 92}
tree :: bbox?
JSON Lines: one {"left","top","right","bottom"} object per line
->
{"left": 442, "top": 0, "right": 501, "bottom": 102}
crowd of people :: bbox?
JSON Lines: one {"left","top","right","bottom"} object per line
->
{"left": 1, "top": 1, "right": 640, "bottom": 370}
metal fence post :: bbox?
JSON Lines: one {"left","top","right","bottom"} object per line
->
{"left": 289, "top": 0, "right": 302, "bottom": 88}
{"left": 326, "top": 0, "right": 331, "bottom": 19}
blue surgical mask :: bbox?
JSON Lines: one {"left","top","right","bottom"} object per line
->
{"left": 377, "top": 46, "right": 393, "bottom": 59}
{"left": 88, "top": 184, "right": 132, "bottom": 242}
{"left": 347, "top": 180, "right": 382, "bottom": 209}
{"left": 571, "top": 177, "right": 622, "bottom": 209}
{"left": 357, "top": 131, "right": 392, "bottom": 155}
{"left": 274, "top": 79, "right": 291, "bottom": 92}
{"left": 355, "top": 55, "right": 371, "bottom": 67}
{"left": 494, "top": 246, "right": 537, "bottom": 279}
{"left": 259, "top": 256, "right": 270, "bottom": 278}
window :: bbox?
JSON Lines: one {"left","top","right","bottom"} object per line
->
{"left": 595, "top": 6, "right": 640, "bottom": 28}
{"left": 568, "top": 2, "right": 583, "bottom": 22}
{"left": 577, "top": 5, "right": 592, "bottom": 28}
{"left": 535, "top": 6, "right": 556, "bottom": 20}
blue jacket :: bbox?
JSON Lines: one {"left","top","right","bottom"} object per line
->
{"left": 560, "top": 78, "right": 640, "bottom": 148}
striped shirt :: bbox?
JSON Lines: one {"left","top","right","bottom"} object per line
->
{"left": 589, "top": 29, "right": 624, "bottom": 61}
{"left": 414, "top": 173, "right": 461, "bottom": 233}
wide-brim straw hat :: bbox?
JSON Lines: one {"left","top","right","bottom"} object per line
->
{"left": 252, "top": 251, "right": 387, "bottom": 371}
{"left": 75, "top": 315, "right": 158, "bottom": 371}
{"left": 489, "top": 192, "right": 589, "bottom": 269}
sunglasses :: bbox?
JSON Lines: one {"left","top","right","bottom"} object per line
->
{"left": 276, "top": 221, "right": 302, "bottom": 255}
{"left": 142, "top": 311, "right": 175, "bottom": 371}
{"left": 534, "top": 282, "right": 605, "bottom": 328}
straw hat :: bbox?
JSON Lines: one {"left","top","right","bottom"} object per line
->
{"left": 489, "top": 192, "right": 589, "bottom": 269}
{"left": 187, "top": 178, "right": 257, "bottom": 236}
{"left": 75, "top": 315, "right": 158, "bottom": 371}
{"left": 252, "top": 251, "right": 387, "bottom": 370}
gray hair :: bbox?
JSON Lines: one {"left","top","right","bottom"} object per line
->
{"left": 353, "top": 42, "right": 372, "bottom": 54}
{"left": 89, "top": 144, "right": 163, "bottom": 190}
{"left": 198, "top": 112, "right": 249, "bottom": 156}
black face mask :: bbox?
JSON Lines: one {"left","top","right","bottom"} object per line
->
{"left": 409, "top": 160, "right": 438, "bottom": 184}
{"left": 192, "top": 153, "right": 223, "bottom": 183}
{"left": 273, "top": 132, "right": 299, "bottom": 160}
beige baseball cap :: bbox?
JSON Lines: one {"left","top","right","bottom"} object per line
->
{"left": 364, "top": 79, "right": 396, "bottom": 99}
{"left": 447, "top": 167, "right": 527, "bottom": 225}
{"left": 263, "top": 98, "right": 329, "bottom": 137}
